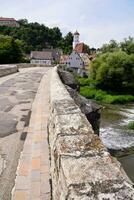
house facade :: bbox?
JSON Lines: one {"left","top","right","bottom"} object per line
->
{"left": 60, "top": 55, "right": 69, "bottom": 65}
{"left": 52, "top": 48, "right": 62, "bottom": 63}
{"left": 0, "top": 17, "right": 20, "bottom": 27}
{"left": 80, "top": 53, "right": 91, "bottom": 67}
{"left": 66, "top": 51, "right": 85, "bottom": 76}
{"left": 30, "top": 51, "right": 53, "bottom": 65}
{"left": 65, "top": 31, "right": 92, "bottom": 76}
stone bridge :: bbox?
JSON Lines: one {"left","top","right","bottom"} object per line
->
{"left": 0, "top": 64, "right": 134, "bottom": 200}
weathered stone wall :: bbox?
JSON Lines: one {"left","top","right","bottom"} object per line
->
{"left": 48, "top": 66, "right": 134, "bottom": 200}
{"left": 0, "top": 64, "right": 54, "bottom": 78}
{"left": 0, "top": 65, "right": 18, "bottom": 77}
{"left": 58, "top": 69, "right": 101, "bottom": 135}
{"left": 17, "top": 63, "right": 54, "bottom": 68}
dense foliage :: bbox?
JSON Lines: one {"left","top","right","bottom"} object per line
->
{"left": 90, "top": 51, "right": 134, "bottom": 94}
{"left": 90, "top": 37, "right": 134, "bottom": 95}
{"left": 77, "top": 77, "right": 134, "bottom": 104}
{"left": 77, "top": 37, "right": 134, "bottom": 104}
{"left": 0, "top": 19, "right": 74, "bottom": 54}
{"left": 0, "top": 35, "right": 24, "bottom": 63}
{"left": 100, "top": 37, "right": 134, "bottom": 54}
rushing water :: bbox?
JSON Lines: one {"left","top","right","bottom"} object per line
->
{"left": 100, "top": 103, "right": 134, "bottom": 183}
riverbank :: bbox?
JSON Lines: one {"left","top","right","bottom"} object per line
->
{"left": 78, "top": 77, "right": 134, "bottom": 104}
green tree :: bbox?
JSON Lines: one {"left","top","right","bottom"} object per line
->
{"left": 90, "top": 51, "right": 134, "bottom": 94}
{"left": 100, "top": 39, "right": 119, "bottom": 53}
{"left": 83, "top": 44, "right": 91, "bottom": 54}
{"left": 0, "top": 35, "right": 23, "bottom": 64}
{"left": 61, "top": 32, "right": 73, "bottom": 54}
{"left": 120, "top": 37, "right": 134, "bottom": 55}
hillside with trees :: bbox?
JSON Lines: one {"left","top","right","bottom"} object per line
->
{"left": 0, "top": 19, "right": 74, "bottom": 55}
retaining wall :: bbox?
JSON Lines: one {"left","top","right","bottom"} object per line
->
{"left": 48, "top": 66, "right": 134, "bottom": 200}
{"left": 0, "top": 65, "right": 18, "bottom": 77}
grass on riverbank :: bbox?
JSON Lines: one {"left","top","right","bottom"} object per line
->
{"left": 78, "top": 77, "right": 134, "bottom": 104}
{"left": 127, "top": 121, "right": 134, "bottom": 130}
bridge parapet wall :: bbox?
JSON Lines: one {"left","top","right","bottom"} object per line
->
{"left": 0, "top": 65, "right": 18, "bottom": 77}
{"left": 48, "top": 66, "right": 134, "bottom": 200}
{"left": 0, "top": 63, "right": 54, "bottom": 78}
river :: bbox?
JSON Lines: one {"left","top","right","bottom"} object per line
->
{"left": 100, "top": 103, "right": 134, "bottom": 183}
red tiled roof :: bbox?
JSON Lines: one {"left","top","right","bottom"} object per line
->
{"left": 0, "top": 17, "right": 16, "bottom": 21}
{"left": 74, "top": 43, "right": 85, "bottom": 53}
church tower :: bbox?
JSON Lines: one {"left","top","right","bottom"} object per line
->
{"left": 73, "top": 30, "right": 80, "bottom": 49}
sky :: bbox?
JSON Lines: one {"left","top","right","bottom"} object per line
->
{"left": 0, "top": 0, "right": 134, "bottom": 48}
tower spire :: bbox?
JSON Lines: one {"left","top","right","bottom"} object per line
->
{"left": 73, "top": 30, "right": 80, "bottom": 49}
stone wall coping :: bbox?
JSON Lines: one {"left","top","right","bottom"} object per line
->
{"left": 49, "top": 66, "right": 134, "bottom": 199}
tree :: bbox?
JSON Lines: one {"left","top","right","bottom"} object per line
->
{"left": 18, "top": 19, "right": 28, "bottom": 26}
{"left": 62, "top": 32, "right": 73, "bottom": 54}
{"left": 83, "top": 44, "right": 91, "bottom": 54}
{"left": 0, "top": 35, "right": 23, "bottom": 64}
{"left": 100, "top": 39, "right": 119, "bottom": 53}
{"left": 90, "top": 51, "right": 134, "bottom": 94}
{"left": 120, "top": 37, "right": 134, "bottom": 55}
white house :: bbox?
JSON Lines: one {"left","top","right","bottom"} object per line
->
{"left": 66, "top": 51, "right": 85, "bottom": 76}
{"left": 30, "top": 51, "right": 53, "bottom": 65}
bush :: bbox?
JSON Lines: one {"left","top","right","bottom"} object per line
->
{"left": 77, "top": 77, "right": 90, "bottom": 86}
{"left": 90, "top": 51, "right": 134, "bottom": 94}
{"left": 80, "top": 86, "right": 134, "bottom": 104}
{"left": 127, "top": 121, "right": 134, "bottom": 130}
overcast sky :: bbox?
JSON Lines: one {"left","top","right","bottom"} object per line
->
{"left": 0, "top": 0, "right": 134, "bottom": 47}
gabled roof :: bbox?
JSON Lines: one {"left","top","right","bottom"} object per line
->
{"left": 74, "top": 43, "right": 85, "bottom": 53}
{"left": 31, "top": 51, "right": 53, "bottom": 60}
{"left": 0, "top": 17, "right": 16, "bottom": 21}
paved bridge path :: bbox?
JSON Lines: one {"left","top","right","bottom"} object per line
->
{"left": 0, "top": 67, "right": 52, "bottom": 200}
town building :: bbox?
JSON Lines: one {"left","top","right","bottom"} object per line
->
{"left": 51, "top": 48, "right": 62, "bottom": 63}
{"left": 66, "top": 31, "right": 90, "bottom": 76}
{"left": 0, "top": 17, "right": 20, "bottom": 27}
{"left": 30, "top": 51, "right": 53, "bottom": 65}
{"left": 60, "top": 55, "right": 69, "bottom": 65}
{"left": 30, "top": 48, "right": 62, "bottom": 65}
{"left": 66, "top": 51, "right": 85, "bottom": 76}
{"left": 80, "top": 53, "right": 91, "bottom": 67}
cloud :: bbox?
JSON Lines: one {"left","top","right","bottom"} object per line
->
{"left": 0, "top": 0, "right": 133, "bottom": 47}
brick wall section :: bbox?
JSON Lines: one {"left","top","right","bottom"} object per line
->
{"left": 48, "top": 66, "right": 134, "bottom": 200}
{"left": 0, "top": 65, "right": 18, "bottom": 77}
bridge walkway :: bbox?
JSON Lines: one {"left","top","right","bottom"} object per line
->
{"left": 12, "top": 68, "right": 51, "bottom": 200}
